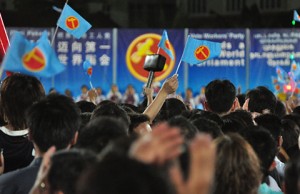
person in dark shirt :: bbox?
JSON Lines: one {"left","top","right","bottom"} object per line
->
{"left": 0, "top": 94, "right": 80, "bottom": 194}
{"left": 0, "top": 74, "right": 45, "bottom": 173}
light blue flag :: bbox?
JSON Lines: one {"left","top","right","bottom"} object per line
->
{"left": 181, "top": 36, "right": 221, "bottom": 65}
{"left": 294, "top": 10, "right": 300, "bottom": 22}
{"left": 158, "top": 30, "right": 174, "bottom": 60}
{"left": 57, "top": 4, "right": 92, "bottom": 39}
{"left": 2, "top": 31, "right": 65, "bottom": 77}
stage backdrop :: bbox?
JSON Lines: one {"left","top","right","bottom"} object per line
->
{"left": 187, "top": 29, "right": 247, "bottom": 94}
{"left": 249, "top": 29, "right": 300, "bottom": 90}
{"left": 117, "top": 29, "right": 185, "bottom": 95}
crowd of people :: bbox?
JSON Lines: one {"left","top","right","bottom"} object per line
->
{"left": 0, "top": 73, "right": 299, "bottom": 194}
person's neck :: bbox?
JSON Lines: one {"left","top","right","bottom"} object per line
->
{"left": 5, "top": 124, "right": 25, "bottom": 131}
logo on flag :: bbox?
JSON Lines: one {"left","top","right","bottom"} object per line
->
{"left": 181, "top": 36, "right": 221, "bottom": 65}
{"left": 22, "top": 48, "right": 46, "bottom": 72}
{"left": 66, "top": 16, "right": 79, "bottom": 30}
{"left": 194, "top": 46, "right": 210, "bottom": 61}
{"left": 158, "top": 30, "right": 174, "bottom": 60}
{"left": 2, "top": 31, "right": 65, "bottom": 77}
{"left": 126, "top": 33, "right": 175, "bottom": 82}
{"left": 57, "top": 4, "right": 92, "bottom": 39}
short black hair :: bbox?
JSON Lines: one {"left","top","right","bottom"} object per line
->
{"left": 76, "top": 154, "right": 174, "bottom": 194}
{"left": 221, "top": 116, "right": 246, "bottom": 134}
{"left": 79, "top": 112, "right": 92, "bottom": 133}
{"left": 192, "top": 118, "right": 223, "bottom": 139}
{"left": 246, "top": 86, "right": 276, "bottom": 114}
{"left": 254, "top": 114, "right": 282, "bottom": 146}
{"left": 205, "top": 79, "right": 236, "bottom": 114}
{"left": 48, "top": 149, "right": 97, "bottom": 194}
{"left": 128, "top": 113, "right": 150, "bottom": 135}
{"left": 225, "top": 110, "right": 254, "bottom": 127}
{"left": 168, "top": 116, "right": 197, "bottom": 141}
{"left": 236, "top": 94, "right": 246, "bottom": 107}
{"left": 281, "top": 119, "right": 300, "bottom": 158}
{"left": 275, "top": 100, "right": 286, "bottom": 118}
{"left": 26, "top": 94, "right": 80, "bottom": 152}
{"left": 292, "top": 106, "right": 300, "bottom": 115}
{"left": 76, "top": 117, "right": 128, "bottom": 153}
{"left": 284, "top": 154, "right": 300, "bottom": 194}
{"left": 189, "top": 110, "right": 224, "bottom": 128}
{"left": 241, "top": 126, "right": 277, "bottom": 178}
{"left": 0, "top": 74, "right": 45, "bottom": 130}
{"left": 91, "top": 102, "right": 130, "bottom": 128}
{"left": 76, "top": 101, "right": 96, "bottom": 113}
{"left": 154, "top": 98, "right": 188, "bottom": 123}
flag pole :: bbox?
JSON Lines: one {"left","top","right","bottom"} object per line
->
{"left": 174, "top": 55, "right": 183, "bottom": 75}
{"left": 51, "top": 0, "right": 69, "bottom": 46}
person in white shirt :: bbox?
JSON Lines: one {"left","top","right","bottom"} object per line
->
{"left": 107, "top": 84, "right": 122, "bottom": 103}
{"left": 122, "top": 84, "right": 139, "bottom": 106}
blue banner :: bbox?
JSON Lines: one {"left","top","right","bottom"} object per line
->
{"left": 117, "top": 29, "right": 185, "bottom": 95}
{"left": 187, "top": 29, "right": 247, "bottom": 94}
{"left": 54, "top": 29, "right": 113, "bottom": 98}
{"left": 249, "top": 29, "right": 300, "bottom": 92}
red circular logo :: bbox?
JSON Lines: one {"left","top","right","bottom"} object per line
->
{"left": 194, "top": 46, "right": 210, "bottom": 60}
{"left": 66, "top": 16, "right": 79, "bottom": 30}
{"left": 22, "top": 48, "right": 46, "bottom": 72}
{"left": 126, "top": 34, "right": 176, "bottom": 82}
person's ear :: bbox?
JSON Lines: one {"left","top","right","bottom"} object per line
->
{"left": 71, "top": 131, "right": 78, "bottom": 146}
{"left": 204, "top": 101, "right": 211, "bottom": 111}
{"left": 230, "top": 98, "right": 240, "bottom": 112}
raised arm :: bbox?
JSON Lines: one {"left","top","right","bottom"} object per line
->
{"left": 143, "top": 74, "right": 178, "bottom": 123}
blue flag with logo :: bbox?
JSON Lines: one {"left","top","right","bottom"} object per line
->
{"left": 181, "top": 36, "right": 221, "bottom": 65}
{"left": 2, "top": 31, "right": 65, "bottom": 77}
{"left": 57, "top": 4, "right": 92, "bottom": 39}
{"left": 294, "top": 10, "right": 300, "bottom": 22}
{"left": 158, "top": 30, "right": 174, "bottom": 60}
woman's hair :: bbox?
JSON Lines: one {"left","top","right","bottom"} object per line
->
{"left": 213, "top": 133, "right": 262, "bottom": 194}
{"left": 0, "top": 74, "right": 45, "bottom": 130}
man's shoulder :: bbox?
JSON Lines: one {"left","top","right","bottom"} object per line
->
{"left": 0, "top": 159, "right": 41, "bottom": 194}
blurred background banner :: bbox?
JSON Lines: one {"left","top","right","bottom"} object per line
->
{"left": 249, "top": 29, "right": 300, "bottom": 90}
{"left": 117, "top": 29, "right": 185, "bottom": 94}
{"left": 187, "top": 29, "right": 247, "bottom": 93}
{"left": 3, "top": 27, "right": 300, "bottom": 96}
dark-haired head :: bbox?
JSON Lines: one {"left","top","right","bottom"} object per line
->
{"left": 76, "top": 117, "right": 128, "bottom": 153}
{"left": 192, "top": 118, "right": 223, "bottom": 139}
{"left": 26, "top": 94, "right": 80, "bottom": 153}
{"left": 76, "top": 101, "right": 96, "bottom": 113}
{"left": 0, "top": 74, "right": 45, "bottom": 130}
{"left": 205, "top": 79, "right": 236, "bottom": 115}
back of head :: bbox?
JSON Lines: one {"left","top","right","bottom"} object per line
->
{"left": 205, "top": 79, "right": 236, "bottom": 114}
{"left": 76, "top": 117, "right": 128, "bottom": 153}
{"left": 241, "top": 126, "right": 277, "bottom": 178}
{"left": 128, "top": 113, "right": 150, "bottom": 135}
{"left": 26, "top": 94, "right": 80, "bottom": 152}
{"left": 246, "top": 86, "right": 276, "bottom": 114}
{"left": 76, "top": 101, "right": 96, "bottom": 113}
{"left": 155, "top": 98, "right": 187, "bottom": 123}
{"left": 48, "top": 149, "right": 97, "bottom": 194}
{"left": 168, "top": 116, "right": 197, "bottom": 141}
{"left": 189, "top": 110, "right": 224, "bottom": 128}
{"left": 284, "top": 154, "right": 300, "bottom": 194}
{"left": 221, "top": 115, "right": 247, "bottom": 134}
{"left": 281, "top": 119, "right": 300, "bottom": 159}
{"left": 275, "top": 100, "right": 286, "bottom": 118}
{"left": 213, "top": 133, "right": 262, "bottom": 194}
{"left": 225, "top": 110, "right": 254, "bottom": 127}
{"left": 192, "top": 118, "right": 222, "bottom": 139}
{"left": 76, "top": 154, "right": 174, "bottom": 194}
{"left": 0, "top": 74, "right": 45, "bottom": 130}
{"left": 91, "top": 102, "right": 130, "bottom": 128}
{"left": 254, "top": 114, "right": 282, "bottom": 147}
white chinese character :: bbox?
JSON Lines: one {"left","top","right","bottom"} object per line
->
{"left": 97, "top": 32, "right": 103, "bottom": 39}
{"left": 72, "top": 54, "right": 83, "bottom": 66}
{"left": 89, "top": 32, "right": 95, "bottom": 39}
{"left": 57, "top": 32, "right": 64, "bottom": 39}
{"left": 57, "top": 41, "right": 69, "bottom": 53}
{"left": 86, "top": 54, "right": 97, "bottom": 66}
{"left": 65, "top": 33, "right": 72, "bottom": 39}
{"left": 72, "top": 41, "right": 83, "bottom": 52}
{"left": 104, "top": 32, "right": 111, "bottom": 39}
{"left": 99, "top": 54, "right": 110, "bottom": 66}
{"left": 85, "top": 41, "right": 96, "bottom": 53}
{"left": 58, "top": 54, "right": 68, "bottom": 65}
